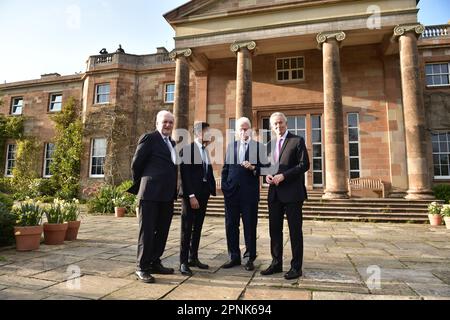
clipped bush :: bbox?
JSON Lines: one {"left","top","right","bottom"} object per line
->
{"left": 0, "top": 192, "right": 13, "bottom": 211}
{"left": 87, "top": 181, "right": 136, "bottom": 214}
{"left": 0, "top": 202, "right": 15, "bottom": 247}
{"left": 0, "top": 178, "right": 13, "bottom": 194}
{"left": 433, "top": 184, "right": 450, "bottom": 204}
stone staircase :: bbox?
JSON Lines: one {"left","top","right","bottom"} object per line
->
{"left": 174, "top": 190, "right": 437, "bottom": 223}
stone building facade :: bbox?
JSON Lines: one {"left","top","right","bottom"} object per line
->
{"left": 1, "top": 0, "right": 449, "bottom": 199}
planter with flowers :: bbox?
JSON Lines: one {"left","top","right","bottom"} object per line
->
{"left": 13, "top": 200, "right": 43, "bottom": 251}
{"left": 441, "top": 204, "right": 450, "bottom": 230}
{"left": 428, "top": 201, "right": 443, "bottom": 226}
{"left": 113, "top": 196, "right": 127, "bottom": 218}
{"left": 62, "top": 199, "right": 81, "bottom": 241}
{"left": 43, "top": 199, "right": 68, "bottom": 245}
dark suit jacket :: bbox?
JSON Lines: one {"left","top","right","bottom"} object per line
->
{"left": 179, "top": 142, "right": 216, "bottom": 200}
{"left": 267, "top": 132, "right": 310, "bottom": 203}
{"left": 221, "top": 140, "right": 265, "bottom": 203}
{"left": 127, "top": 131, "right": 178, "bottom": 201}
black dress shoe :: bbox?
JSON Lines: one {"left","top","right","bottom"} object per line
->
{"left": 188, "top": 259, "right": 209, "bottom": 270}
{"left": 260, "top": 264, "right": 282, "bottom": 276}
{"left": 135, "top": 271, "right": 155, "bottom": 283}
{"left": 180, "top": 263, "right": 193, "bottom": 276}
{"left": 284, "top": 268, "right": 302, "bottom": 280}
{"left": 222, "top": 259, "right": 241, "bottom": 269}
{"left": 244, "top": 260, "right": 255, "bottom": 271}
{"left": 150, "top": 262, "right": 174, "bottom": 274}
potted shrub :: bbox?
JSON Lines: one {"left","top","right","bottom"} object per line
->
{"left": 62, "top": 199, "right": 81, "bottom": 241}
{"left": 441, "top": 204, "right": 450, "bottom": 230}
{"left": 113, "top": 196, "right": 127, "bottom": 218}
{"left": 43, "top": 199, "right": 68, "bottom": 245}
{"left": 428, "top": 201, "right": 443, "bottom": 226}
{"left": 13, "top": 200, "right": 43, "bottom": 251}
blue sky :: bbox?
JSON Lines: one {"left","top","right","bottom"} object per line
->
{"left": 0, "top": 0, "right": 448, "bottom": 83}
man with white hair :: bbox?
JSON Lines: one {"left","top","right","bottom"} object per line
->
{"left": 260, "top": 112, "right": 310, "bottom": 280}
{"left": 221, "top": 117, "right": 265, "bottom": 271}
{"left": 128, "top": 110, "right": 178, "bottom": 283}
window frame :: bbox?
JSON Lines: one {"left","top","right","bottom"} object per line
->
{"left": 89, "top": 138, "right": 107, "bottom": 178}
{"left": 347, "top": 113, "right": 361, "bottom": 179}
{"left": 10, "top": 97, "right": 23, "bottom": 115}
{"left": 164, "top": 83, "right": 175, "bottom": 103}
{"left": 432, "top": 132, "right": 450, "bottom": 180}
{"left": 95, "top": 83, "right": 111, "bottom": 104}
{"left": 275, "top": 56, "right": 305, "bottom": 83}
{"left": 4, "top": 144, "right": 17, "bottom": 177}
{"left": 425, "top": 62, "right": 450, "bottom": 88}
{"left": 49, "top": 93, "right": 63, "bottom": 112}
{"left": 43, "top": 143, "right": 55, "bottom": 178}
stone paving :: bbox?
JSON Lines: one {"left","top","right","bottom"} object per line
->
{"left": 1, "top": 215, "right": 450, "bottom": 300}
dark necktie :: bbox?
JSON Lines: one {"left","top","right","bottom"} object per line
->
{"left": 201, "top": 145, "right": 207, "bottom": 182}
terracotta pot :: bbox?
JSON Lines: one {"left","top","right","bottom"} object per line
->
{"left": 14, "top": 225, "right": 43, "bottom": 251}
{"left": 428, "top": 214, "right": 442, "bottom": 226}
{"left": 115, "top": 207, "right": 126, "bottom": 218}
{"left": 65, "top": 221, "right": 81, "bottom": 241}
{"left": 43, "top": 223, "right": 68, "bottom": 245}
{"left": 444, "top": 217, "right": 450, "bottom": 230}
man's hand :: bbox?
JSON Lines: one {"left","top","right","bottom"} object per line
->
{"left": 190, "top": 197, "right": 200, "bottom": 209}
{"left": 266, "top": 175, "right": 274, "bottom": 185}
{"left": 241, "top": 161, "right": 255, "bottom": 171}
{"left": 272, "top": 174, "right": 285, "bottom": 186}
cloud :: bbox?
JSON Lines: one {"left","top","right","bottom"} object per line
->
{"left": 66, "top": 4, "right": 81, "bottom": 30}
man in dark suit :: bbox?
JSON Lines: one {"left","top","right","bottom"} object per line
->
{"left": 128, "top": 110, "right": 178, "bottom": 283}
{"left": 260, "top": 112, "right": 310, "bottom": 280}
{"left": 221, "top": 117, "right": 265, "bottom": 271}
{"left": 178, "top": 122, "right": 216, "bottom": 276}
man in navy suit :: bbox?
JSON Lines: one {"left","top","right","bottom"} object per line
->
{"left": 260, "top": 112, "right": 310, "bottom": 280}
{"left": 128, "top": 110, "right": 178, "bottom": 283}
{"left": 221, "top": 117, "right": 266, "bottom": 271}
{"left": 178, "top": 122, "right": 216, "bottom": 276}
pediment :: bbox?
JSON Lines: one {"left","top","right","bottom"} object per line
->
{"left": 164, "top": 0, "right": 345, "bottom": 24}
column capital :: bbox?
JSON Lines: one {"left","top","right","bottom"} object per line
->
{"left": 393, "top": 23, "right": 425, "bottom": 39}
{"left": 169, "top": 48, "right": 193, "bottom": 61}
{"left": 230, "top": 41, "right": 257, "bottom": 54}
{"left": 316, "top": 31, "right": 346, "bottom": 48}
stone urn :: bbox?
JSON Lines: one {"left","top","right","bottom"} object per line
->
{"left": 14, "top": 225, "right": 43, "bottom": 251}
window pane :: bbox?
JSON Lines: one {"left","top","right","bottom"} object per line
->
{"left": 312, "top": 130, "right": 321, "bottom": 143}
{"left": 434, "top": 165, "right": 441, "bottom": 176}
{"left": 349, "top": 128, "right": 359, "bottom": 141}
{"left": 277, "top": 60, "right": 283, "bottom": 70}
{"left": 350, "top": 158, "right": 360, "bottom": 170}
{"left": 440, "top": 142, "right": 448, "bottom": 153}
{"left": 292, "top": 70, "right": 298, "bottom": 79}
{"left": 277, "top": 72, "right": 283, "bottom": 81}
{"left": 426, "top": 75, "right": 434, "bottom": 86}
{"left": 350, "top": 171, "right": 360, "bottom": 179}
{"left": 283, "top": 59, "right": 289, "bottom": 69}
{"left": 433, "top": 75, "right": 442, "bottom": 85}
{"left": 433, "top": 154, "right": 440, "bottom": 166}
{"left": 312, "top": 116, "right": 321, "bottom": 129}
{"left": 283, "top": 71, "right": 289, "bottom": 79}
{"left": 348, "top": 113, "right": 358, "bottom": 128}
{"left": 298, "top": 58, "right": 304, "bottom": 68}
{"left": 349, "top": 143, "right": 359, "bottom": 157}
{"left": 440, "top": 154, "right": 449, "bottom": 165}
{"left": 442, "top": 75, "right": 449, "bottom": 85}
{"left": 442, "top": 64, "right": 449, "bottom": 73}
{"left": 313, "top": 145, "right": 322, "bottom": 158}
{"left": 442, "top": 165, "right": 449, "bottom": 176}
{"left": 298, "top": 70, "right": 304, "bottom": 79}
{"left": 433, "top": 142, "right": 440, "bottom": 153}
{"left": 297, "top": 117, "right": 306, "bottom": 129}
{"left": 432, "top": 134, "right": 439, "bottom": 142}
{"left": 291, "top": 58, "right": 297, "bottom": 69}
{"left": 425, "top": 64, "right": 433, "bottom": 75}
{"left": 313, "top": 172, "right": 322, "bottom": 185}
{"left": 313, "top": 159, "right": 322, "bottom": 171}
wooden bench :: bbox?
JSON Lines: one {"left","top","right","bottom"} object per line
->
{"left": 348, "top": 177, "right": 386, "bottom": 198}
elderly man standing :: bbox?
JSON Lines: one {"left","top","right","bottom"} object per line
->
{"left": 260, "top": 112, "right": 310, "bottom": 280}
{"left": 221, "top": 117, "right": 265, "bottom": 271}
{"left": 128, "top": 110, "right": 178, "bottom": 283}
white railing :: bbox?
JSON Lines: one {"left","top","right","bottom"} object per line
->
{"left": 422, "top": 24, "right": 450, "bottom": 39}
{"left": 94, "top": 54, "right": 114, "bottom": 64}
